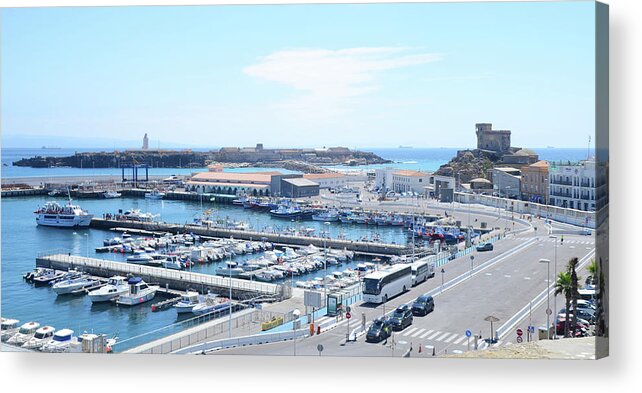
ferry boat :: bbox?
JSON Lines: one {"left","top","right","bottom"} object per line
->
{"left": 102, "top": 190, "right": 122, "bottom": 199}
{"left": 144, "top": 189, "right": 165, "bottom": 199}
{"left": 115, "top": 277, "right": 159, "bottom": 306}
{"left": 34, "top": 200, "right": 93, "bottom": 227}
{"left": 88, "top": 276, "right": 129, "bottom": 303}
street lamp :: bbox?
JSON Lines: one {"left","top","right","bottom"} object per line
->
{"left": 84, "top": 233, "right": 89, "bottom": 258}
{"left": 229, "top": 252, "right": 233, "bottom": 338}
{"left": 549, "top": 235, "right": 558, "bottom": 339}
{"left": 440, "top": 268, "right": 445, "bottom": 293}
{"left": 323, "top": 221, "right": 331, "bottom": 308}
{"left": 292, "top": 309, "right": 301, "bottom": 356}
{"left": 539, "top": 258, "right": 551, "bottom": 340}
{"left": 470, "top": 255, "right": 475, "bottom": 278}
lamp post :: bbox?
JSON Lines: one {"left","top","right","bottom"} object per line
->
{"left": 470, "top": 255, "right": 475, "bottom": 278}
{"left": 440, "top": 268, "right": 445, "bottom": 293}
{"left": 323, "top": 221, "right": 331, "bottom": 308}
{"left": 539, "top": 258, "right": 551, "bottom": 339}
{"left": 549, "top": 235, "right": 558, "bottom": 339}
{"left": 229, "top": 252, "right": 233, "bottom": 338}
{"left": 292, "top": 309, "right": 301, "bottom": 356}
{"left": 84, "top": 233, "right": 89, "bottom": 258}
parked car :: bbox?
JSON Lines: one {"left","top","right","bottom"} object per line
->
{"left": 476, "top": 242, "right": 494, "bottom": 251}
{"left": 559, "top": 308, "right": 595, "bottom": 324}
{"left": 365, "top": 317, "right": 393, "bottom": 343}
{"left": 411, "top": 295, "right": 435, "bottom": 316}
{"left": 388, "top": 304, "right": 413, "bottom": 331}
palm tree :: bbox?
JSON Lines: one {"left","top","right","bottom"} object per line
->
{"left": 568, "top": 257, "right": 581, "bottom": 337}
{"left": 554, "top": 271, "right": 573, "bottom": 337}
{"left": 587, "top": 259, "right": 598, "bottom": 287}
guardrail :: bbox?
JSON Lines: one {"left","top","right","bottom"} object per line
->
{"left": 173, "top": 328, "right": 310, "bottom": 354}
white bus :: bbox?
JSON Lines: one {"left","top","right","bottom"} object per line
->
{"left": 410, "top": 260, "right": 435, "bottom": 286}
{"left": 362, "top": 265, "right": 412, "bottom": 304}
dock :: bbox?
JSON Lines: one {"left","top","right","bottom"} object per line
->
{"left": 90, "top": 218, "right": 410, "bottom": 256}
{"left": 36, "top": 253, "right": 290, "bottom": 301}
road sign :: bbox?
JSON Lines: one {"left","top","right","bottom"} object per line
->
{"left": 516, "top": 328, "right": 523, "bottom": 337}
{"left": 346, "top": 306, "right": 351, "bottom": 313}
{"left": 317, "top": 344, "right": 324, "bottom": 352}
{"left": 528, "top": 325, "right": 535, "bottom": 334}
{"left": 546, "top": 308, "right": 552, "bottom": 315}
{"left": 346, "top": 312, "right": 351, "bottom": 319}
{"left": 465, "top": 330, "right": 472, "bottom": 337}
{"left": 516, "top": 336, "right": 523, "bottom": 343}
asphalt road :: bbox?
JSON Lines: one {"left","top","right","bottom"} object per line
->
{"left": 212, "top": 232, "right": 595, "bottom": 357}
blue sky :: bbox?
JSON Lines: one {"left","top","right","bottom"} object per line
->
{"left": 1, "top": 2, "right": 596, "bottom": 149}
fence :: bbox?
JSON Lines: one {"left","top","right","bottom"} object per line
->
{"left": 173, "top": 328, "right": 311, "bottom": 354}
{"left": 122, "top": 308, "right": 284, "bottom": 354}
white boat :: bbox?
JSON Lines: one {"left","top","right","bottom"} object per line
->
{"left": 40, "top": 329, "right": 76, "bottom": 353}
{"left": 22, "top": 326, "right": 55, "bottom": 349}
{"left": 216, "top": 261, "right": 244, "bottom": 277}
{"left": 144, "top": 189, "right": 165, "bottom": 199}
{"left": 173, "top": 291, "right": 203, "bottom": 314}
{"left": 115, "top": 277, "right": 159, "bottom": 306}
{"left": 122, "top": 209, "right": 159, "bottom": 222}
{"left": 126, "top": 250, "right": 154, "bottom": 264}
{"left": 102, "top": 190, "right": 122, "bottom": 199}
{"left": 162, "top": 255, "right": 183, "bottom": 270}
{"left": 52, "top": 275, "right": 99, "bottom": 295}
{"left": 34, "top": 199, "right": 93, "bottom": 227}
{"left": 1, "top": 318, "right": 20, "bottom": 342}
{"left": 88, "top": 276, "right": 129, "bottom": 303}
{"left": 6, "top": 321, "right": 41, "bottom": 345}
{"left": 191, "top": 296, "right": 231, "bottom": 316}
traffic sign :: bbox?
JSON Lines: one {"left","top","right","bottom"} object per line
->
{"left": 546, "top": 308, "right": 552, "bottom": 315}
{"left": 317, "top": 344, "right": 324, "bottom": 352}
{"left": 346, "top": 312, "right": 351, "bottom": 319}
{"left": 528, "top": 325, "right": 535, "bottom": 334}
{"left": 516, "top": 336, "right": 523, "bottom": 343}
{"left": 516, "top": 328, "right": 523, "bottom": 337}
{"left": 346, "top": 306, "right": 351, "bottom": 313}
{"left": 465, "top": 330, "right": 472, "bottom": 337}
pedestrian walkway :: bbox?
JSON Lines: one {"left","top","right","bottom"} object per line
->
{"left": 541, "top": 238, "right": 594, "bottom": 245}
{"left": 393, "top": 326, "right": 513, "bottom": 351}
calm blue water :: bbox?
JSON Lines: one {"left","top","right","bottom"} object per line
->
{"left": 0, "top": 195, "right": 406, "bottom": 351}
{"left": 1, "top": 147, "right": 594, "bottom": 178}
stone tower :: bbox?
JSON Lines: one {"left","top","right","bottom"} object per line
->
{"left": 142, "top": 133, "right": 149, "bottom": 150}
{"left": 476, "top": 123, "right": 511, "bottom": 154}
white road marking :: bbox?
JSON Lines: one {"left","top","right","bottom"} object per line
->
{"left": 427, "top": 331, "right": 442, "bottom": 340}
{"left": 411, "top": 328, "right": 425, "bottom": 338}
{"left": 504, "top": 274, "right": 511, "bottom": 278}
{"left": 403, "top": 327, "right": 419, "bottom": 336}
{"left": 524, "top": 277, "right": 531, "bottom": 280}
{"left": 444, "top": 333, "right": 459, "bottom": 343}
{"left": 420, "top": 330, "right": 434, "bottom": 339}
{"left": 436, "top": 332, "right": 451, "bottom": 341}
{"left": 486, "top": 273, "right": 492, "bottom": 276}
{"left": 453, "top": 336, "right": 466, "bottom": 345}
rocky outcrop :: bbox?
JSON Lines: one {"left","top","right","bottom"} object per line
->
{"left": 434, "top": 149, "right": 499, "bottom": 183}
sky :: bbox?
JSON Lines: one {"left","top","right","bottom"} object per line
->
{"left": 1, "top": 1, "right": 596, "bottom": 149}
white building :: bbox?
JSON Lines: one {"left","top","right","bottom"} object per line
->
{"left": 375, "top": 168, "right": 431, "bottom": 194}
{"left": 302, "top": 173, "right": 349, "bottom": 189}
{"left": 548, "top": 158, "right": 596, "bottom": 211}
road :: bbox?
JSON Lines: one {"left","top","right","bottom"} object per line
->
{"left": 212, "top": 232, "right": 595, "bottom": 357}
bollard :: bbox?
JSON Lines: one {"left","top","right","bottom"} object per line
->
{"left": 432, "top": 346, "right": 436, "bottom": 356}
{"left": 317, "top": 326, "right": 321, "bottom": 335}
{"left": 418, "top": 344, "right": 422, "bottom": 354}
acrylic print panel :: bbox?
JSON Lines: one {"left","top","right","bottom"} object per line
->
{"left": 0, "top": 0, "right": 608, "bottom": 359}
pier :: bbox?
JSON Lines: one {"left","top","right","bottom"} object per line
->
{"left": 90, "top": 218, "right": 411, "bottom": 256}
{"left": 36, "top": 253, "right": 290, "bottom": 301}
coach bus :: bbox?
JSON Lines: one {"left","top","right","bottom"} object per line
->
{"left": 362, "top": 264, "right": 412, "bottom": 304}
{"left": 410, "top": 260, "right": 435, "bottom": 286}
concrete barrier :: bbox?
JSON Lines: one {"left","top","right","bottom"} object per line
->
{"left": 174, "top": 328, "right": 310, "bottom": 354}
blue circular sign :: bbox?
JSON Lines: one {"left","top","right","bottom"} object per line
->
{"left": 465, "top": 330, "right": 472, "bottom": 337}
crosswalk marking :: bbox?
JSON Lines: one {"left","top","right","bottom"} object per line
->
{"left": 427, "top": 331, "right": 442, "bottom": 340}
{"left": 411, "top": 328, "right": 425, "bottom": 338}
{"left": 444, "top": 333, "right": 458, "bottom": 343}
{"left": 436, "top": 332, "right": 451, "bottom": 341}
{"left": 403, "top": 327, "right": 419, "bottom": 336}
{"left": 453, "top": 336, "right": 466, "bottom": 345}
{"left": 420, "top": 330, "right": 434, "bottom": 339}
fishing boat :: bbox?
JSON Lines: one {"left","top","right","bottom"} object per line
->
{"left": 312, "top": 209, "right": 340, "bottom": 222}
{"left": 52, "top": 275, "right": 100, "bottom": 295}
{"left": 22, "top": 326, "right": 56, "bottom": 349}
{"left": 115, "top": 277, "right": 159, "bottom": 306}
{"left": 102, "top": 190, "right": 122, "bottom": 199}
{"left": 144, "top": 189, "right": 165, "bottom": 199}
{"left": 34, "top": 199, "right": 93, "bottom": 227}
{"left": 6, "top": 321, "right": 40, "bottom": 345}
{"left": 1, "top": 318, "right": 21, "bottom": 342}
{"left": 88, "top": 276, "right": 129, "bottom": 303}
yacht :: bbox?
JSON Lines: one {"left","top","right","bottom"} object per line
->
{"left": 1, "top": 318, "right": 20, "bottom": 342}
{"left": 102, "top": 190, "right": 122, "bottom": 199}
{"left": 34, "top": 199, "right": 93, "bottom": 227}
{"left": 126, "top": 250, "right": 154, "bottom": 264}
{"left": 144, "top": 189, "right": 165, "bottom": 200}
{"left": 115, "top": 277, "right": 159, "bottom": 306}
{"left": 88, "top": 276, "right": 129, "bottom": 303}
{"left": 121, "top": 209, "right": 158, "bottom": 222}
{"left": 191, "top": 296, "right": 231, "bottom": 316}
{"left": 6, "top": 322, "right": 41, "bottom": 345}
{"left": 52, "top": 275, "right": 99, "bottom": 295}
{"left": 40, "top": 329, "right": 76, "bottom": 353}
{"left": 22, "top": 326, "right": 56, "bottom": 349}
{"left": 216, "top": 261, "right": 244, "bottom": 277}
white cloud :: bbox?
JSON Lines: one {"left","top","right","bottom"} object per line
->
{"left": 244, "top": 46, "right": 443, "bottom": 98}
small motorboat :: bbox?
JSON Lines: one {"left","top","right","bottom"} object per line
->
{"left": 1, "top": 318, "right": 21, "bottom": 342}
{"left": 6, "top": 322, "right": 41, "bottom": 346}
{"left": 32, "top": 269, "right": 66, "bottom": 287}
{"left": 216, "top": 261, "right": 244, "bottom": 277}
{"left": 88, "top": 276, "right": 129, "bottom": 303}
{"left": 22, "top": 326, "right": 55, "bottom": 350}
{"left": 144, "top": 189, "right": 165, "bottom": 200}
{"left": 191, "top": 297, "right": 231, "bottom": 316}
{"left": 52, "top": 275, "right": 100, "bottom": 295}
{"left": 115, "top": 277, "right": 159, "bottom": 306}
{"left": 102, "top": 190, "right": 122, "bottom": 199}
{"left": 126, "top": 250, "right": 154, "bottom": 264}
{"left": 40, "top": 329, "right": 76, "bottom": 353}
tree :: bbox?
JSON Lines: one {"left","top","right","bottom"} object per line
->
{"left": 568, "top": 257, "right": 581, "bottom": 337}
{"left": 554, "top": 271, "right": 573, "bottom": 337}
{"left": 587, "top": 259, "right": 598, "bottom": 286}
